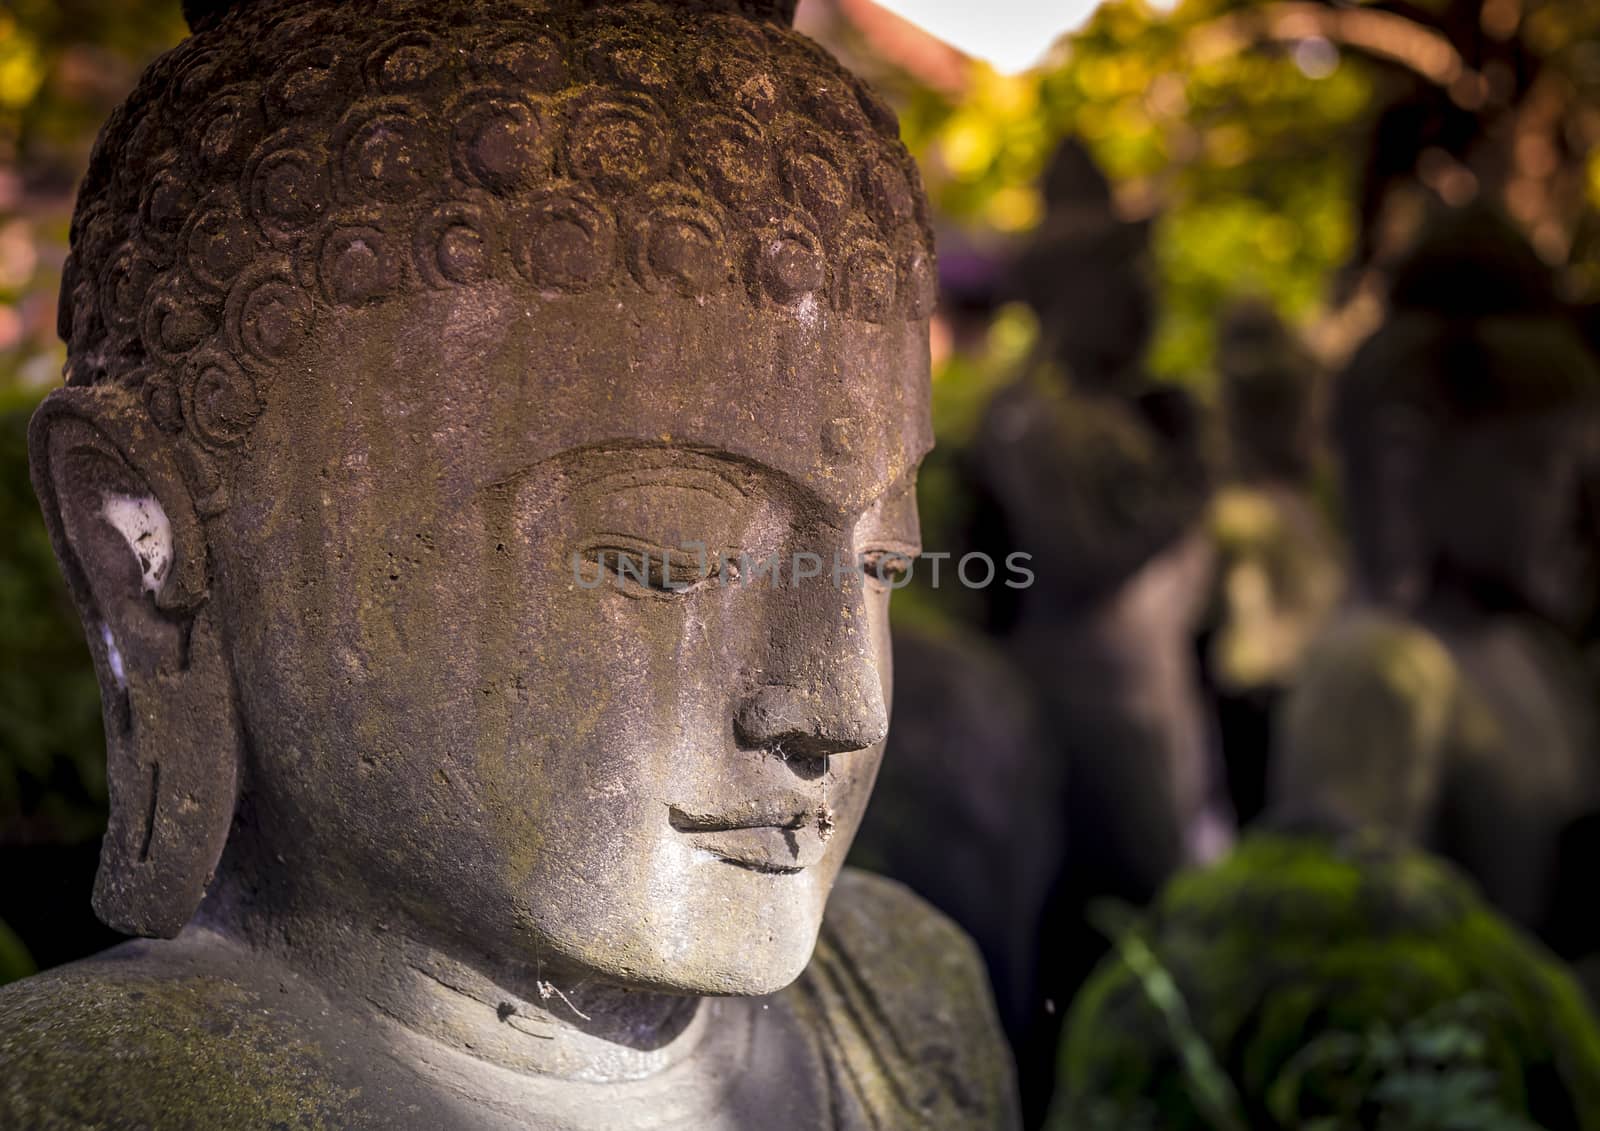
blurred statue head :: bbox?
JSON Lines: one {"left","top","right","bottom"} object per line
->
{"left": 1333, "top": 206, "right": 1600, "bottom": 628}
{"left": 1013, "top": 137, "right": 1154, "bottom": 390}
{"left": 30, "top": 0, "right": 934, "bottom": 997}
{"left": 1218, "top": 298, "right": 1320, "bottom": 485}
{"left": 976, "top": 377, "right": 1210, "bottom": 610}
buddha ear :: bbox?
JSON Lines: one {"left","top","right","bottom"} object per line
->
{"left": 28, "top": 384, "right": 240, "bottom": 938}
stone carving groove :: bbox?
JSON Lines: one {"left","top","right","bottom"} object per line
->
{"left": 59, "top": 0, "right": 937, "bottom": 515}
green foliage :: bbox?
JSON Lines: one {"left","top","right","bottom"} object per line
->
{"left": 1093, "top": 900, "right": 1249, "bottom": 1131}
{"left": 0, "top": 916, "right": 34, "bottom": 985}
{"left": 0, "top": 5, "right": 183, "bottom": 844}
{"left": 900, "top": 0, "right": 1372, "bottom": 392}
{"left": 1267, "top": 995, "right": 1549, "bottom": 1130}
{"left": 0, "top": 3, "right": 185, "bottom": 401}
{"left": 0, "top": 0, "right": 184, "bottom": 155}
{"left": 0, "top": 395, "right": 105, "bottom": 842}
{"left": 1078, "top": 944, "right": 1549, "bottom": 1131}
{"left": 1053, "top": 834, "right": 1600, "bottom": 1131}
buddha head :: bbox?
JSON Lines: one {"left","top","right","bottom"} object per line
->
{"left": 1217, "top": 298, "right": 1319, "bottom": 486}
{"left": 1334, "top": 206, "right": 1600, "bottom": 629}
{"left": 30, "top": 0, "right": 934, "bottom": 998}
{"left": 1013, "top": 137, "right": 1154, "bottom": 391}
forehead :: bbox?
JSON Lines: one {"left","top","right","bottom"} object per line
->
{"left": 282, "top": 285, "right": 932, "bottom": 518}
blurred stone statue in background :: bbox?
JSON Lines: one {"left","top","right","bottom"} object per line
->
{"left": 1272, "top": 206, "right": 1600, "bottom": 945}
{"left": 1048, "top": 212, "right": 1600, "bottom": 1131}
{"left": 0, "top": 1, "right": 1020, "bottom": 1126}
{"left": 1200, "top": 299, "right": 1343, "bottom": 826}
{"left": 849, "top": 618, "right": 1059, "bottom": 1059}
{"left": 967, "top": 136, "right": 1230, "bottom": 1124}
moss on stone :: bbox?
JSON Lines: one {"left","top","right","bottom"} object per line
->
{"left": 1052, "top": 833, "right": 1600, "bottom": 1129}
{"left": 0, "top": 965, "right": 370, "bottom": 1130}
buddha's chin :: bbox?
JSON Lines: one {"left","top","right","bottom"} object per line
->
{"left": 529, "top": 929, "right": 820, "bottom": 999}
{"left": 530, "top": 873, "right": 829, "bottom": 998}
{"left": 641, "top": 936, "right": 819, "bottom": 998}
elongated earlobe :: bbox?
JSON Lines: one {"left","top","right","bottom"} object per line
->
{"left": 97, "top": 606, "right": 240, "bottom": 936}
{"left": 29, "top": 385, "right": 240, "bottom": 938}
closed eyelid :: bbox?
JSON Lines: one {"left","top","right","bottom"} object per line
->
{"left": 572, "top": 481, "right": 753, "bottom": 557}
{"left": 579, "top": 533, "right": 720, "bottom": 557}
{"left": 579, "top": 539, "right": 723, "bottom": 597}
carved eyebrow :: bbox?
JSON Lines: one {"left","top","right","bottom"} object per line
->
{"left": 489, "top": 440, "right": 922, "bottom": 525}
{"left": 481, "top": 443, "right": 748, "bottom": 501}
{"left": 566, "top": 456, "right": 752, "bottom": 502}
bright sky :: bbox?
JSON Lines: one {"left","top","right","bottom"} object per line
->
{"left": 870, "top": 0, "right": 1108, "bottom": 73}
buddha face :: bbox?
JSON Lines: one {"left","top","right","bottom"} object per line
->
{"left": 202, "top": 284, "right": 930, "bottom": 995}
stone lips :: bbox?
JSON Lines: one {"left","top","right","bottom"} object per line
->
{"left": 62, "top": 0, "right": 937, "bottom": 414}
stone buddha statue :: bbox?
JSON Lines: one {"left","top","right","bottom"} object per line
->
{"left": 1204, "top": 299, "right": 1343, "bottom": 824}
{"left": 965, "top": 135, "right": 1226, "bottom": 1126}
{"left": 0, "top": 1, "right": 1018, "bottom": 1126}
{"left": 1272, "top": 207, "right": 1600, "bottom": 941}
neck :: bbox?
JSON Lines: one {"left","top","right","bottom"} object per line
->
{"left": 198, "top": 855, "right": 708, "bottom": 1084}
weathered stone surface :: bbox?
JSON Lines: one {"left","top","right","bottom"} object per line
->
{"left": 1, "top": 871, "right": 1015, "bottom": 1129}
{"left": 1, "top": 0, "right": 1017, "bottom": 1125}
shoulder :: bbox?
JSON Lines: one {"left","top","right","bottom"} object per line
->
{"left": 0, "top": 934, "right": 373, "bottom": 1131}
{"left": 790, "top": 868, "right": 1020, "bottom": 1130}
{"left": 1304, "top": 611, "right": 1460, "bottom": 691}
{"left": 819, "top": 867, "right": 1001, "bottom": 988}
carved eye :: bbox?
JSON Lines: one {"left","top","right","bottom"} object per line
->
{"left": 581, "top": 541, "right": 718, "bottom": 597}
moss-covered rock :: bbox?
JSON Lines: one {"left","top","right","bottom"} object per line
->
{"left": 0, "top": 942, "right": 372, "bottom": 1130}
{"left": 1051, "top": 833, "right": 1600, "bottom": 1130}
